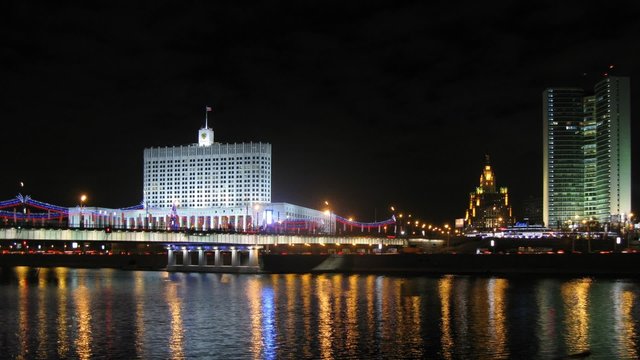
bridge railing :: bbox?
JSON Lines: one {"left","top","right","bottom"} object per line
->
{"left": 0, "top": 222, "right": 404, "bottom": 239}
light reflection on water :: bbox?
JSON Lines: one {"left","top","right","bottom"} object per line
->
{"left": 1, "top": 268, "right": 640, "bottom": 359}
{"left": 73, "top": 271, "right": 92, "bottom": 360}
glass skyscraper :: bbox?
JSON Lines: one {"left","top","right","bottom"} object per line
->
{"left": 543, "top": 76, "right": 631, "bottom": 228}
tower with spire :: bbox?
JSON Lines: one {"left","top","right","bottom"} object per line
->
{"left": 465, "top": 155, "right": 513, "bottom": 230}
{"left": 198, "top": 106, "right": 214, "bottom": 146}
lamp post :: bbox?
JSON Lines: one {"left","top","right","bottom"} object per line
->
{"left": 390, "top": 206, "right": 396, "bottom": 235}
{"left": 444, "top": 224, "right": 450, "bottom": 248}
{"left": 80, "top": 194, "right": 87, "bottom": 228}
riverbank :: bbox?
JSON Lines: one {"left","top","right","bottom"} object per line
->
{"left": 261, "top": 252, "right": 640, "bottom": 276}
{"left": 4, "top": 252, "right": 640, "bottom": 276}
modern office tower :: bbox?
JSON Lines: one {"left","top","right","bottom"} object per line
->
{"left": 583, "top": 95, "right": 597, "bottom": 220}
{"left": 465, "top": 156, "right": 513, "bottom": 230}
{"left": 543, "top": 88, "right": 585, "bottom": 229}
{"left": 543, "top": 76, "right": 631, "bottom": 228}
{"left": 143, "top": 124, "right": 271, "bottom": 208}
{"left": 594, "top": 76, "right": 632, "bottom": 222}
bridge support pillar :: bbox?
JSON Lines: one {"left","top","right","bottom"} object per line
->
{"left": 231, "top": 247, "right": 239, "bottom": 266}
{"left": 167, "top": 248, "right": 175, "bottom": 266}
{"left": 183, "top": 249, "right": 191, "bottom": 266}
{"left": 248, "top": 246, "right": 260, "bottom": 267}
{"left": 214, "top": 249, "right": 221, "bottom": 266}
{"left": 198, "top": 249, "right": 204, "bottom": 266}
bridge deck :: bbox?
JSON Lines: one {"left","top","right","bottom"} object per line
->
{"left": 0, "top": 227, "right": 406, "bottom": 246}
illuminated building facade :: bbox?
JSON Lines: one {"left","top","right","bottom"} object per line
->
{"left": 543, "top": 88, "right": 585, "bottom": 228}
{"left": 144, "top": 125, "right": 271, "bottom": 208}
{"left": 543, "top": 76, "right": 631, "bottom": 228}
{"left": 465, "top": 156, "right": 513, "bottom": 230}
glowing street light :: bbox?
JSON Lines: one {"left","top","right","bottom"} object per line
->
{"left": 80, "top": 194, "right": 88, "bottom": 229}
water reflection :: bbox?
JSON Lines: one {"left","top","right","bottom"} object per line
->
{"left": 612, "top": 282, "right": 638, "bottom": 359}
{"left": 134, "top": 271, "right": 146, "bottom": 359}
{"left": 73, "top": 270, "right": 93, "bottom": 360}
{"left": 16, "top": 267, "right": 29, "bottom": 360}
{"left": 439, "top": 276, "right": 454, "bottom": 360}
{"left": 300, "top": 274, "right": 313, "bottom": 358}
{"left": 37, "top": 268, "right": 49, "bottom": 359}
{"left": 2, "top": 268, "right": 640, "bottom": 359}
{"left": 488, "top": 278, "right": 509, "bottom": 358}
{"left": 166, "top": 282, "right": 184, "bottom": 359}
{"left": 317, "top": 275, "right": 334, "bottom": 359}
{"left": 247, "top": 277, "right": 263, "bottom": 359}
{"left": 345, "top": 275, "right": 359, "bottom": 358}
{"left": 561, "top": 278, "right": 591, "bottom": 354}
{"left": 55, "top": 267, "right": 70, "bottom": 358}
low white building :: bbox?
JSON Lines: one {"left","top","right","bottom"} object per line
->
{"left": 67, "top": 202, "right": 333, "bottom": 234}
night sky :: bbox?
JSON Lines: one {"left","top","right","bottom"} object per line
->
{"left": 2, "top": 1, "right": 640, "bottom": 224}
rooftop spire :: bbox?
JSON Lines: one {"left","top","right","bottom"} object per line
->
{"left": 480, "top": 154, "right": 496, "bottom": 193}
{"left": 199, "top": 106, "right": 215, "bottom": 146}
{"left": 205, "top": 106, "right": 212, "bottom": 129}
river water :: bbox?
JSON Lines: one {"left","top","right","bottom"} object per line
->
{"left": 1, "top": 267, "right": 639, "bottom": 359}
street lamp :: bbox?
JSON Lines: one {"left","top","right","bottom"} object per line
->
{"left": 444, "top": 224, "right": 450, "bottom": 248}
{"left": 80, "top": 194, "right": 87, "bottom": 228}
{"left": 390, "top": 206, "right": 396, "bottom": 234}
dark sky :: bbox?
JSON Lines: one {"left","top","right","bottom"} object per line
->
{"left": 1, "top": 1, "right": 640, "bottom": 224}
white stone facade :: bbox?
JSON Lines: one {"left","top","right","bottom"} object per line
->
{"left": 67, "top": 202, "right": 331, "bottom": 233}
{"left": 144, "top": 135, "right": 271, "bottom": 208}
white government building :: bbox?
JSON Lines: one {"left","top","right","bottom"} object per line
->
{"left": 68, "top": 120, "right": 332, "bottom": 232}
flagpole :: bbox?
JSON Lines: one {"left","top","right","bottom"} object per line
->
{"left": 205, "top": 106, "right": 208, "bottom": 128}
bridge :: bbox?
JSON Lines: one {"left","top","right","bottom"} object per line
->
{"left": 0, "top": 195, "right": 403, "bottom": 272}
{"left": 0, "top": 226, "right": 406, "bottom": 272}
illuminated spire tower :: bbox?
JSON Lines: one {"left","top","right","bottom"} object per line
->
{"left": 465, "top": 156, "right": 513, "bottom": 230}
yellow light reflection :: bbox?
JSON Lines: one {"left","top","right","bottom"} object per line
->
{"left": 332, "top": 275, "right": 344, "bottom": 351}
{"left": 16, "top": 266, "right": 29, "bottom": 359}
{"left": 620, "top": 290, "right": 637, "bottom": 359}
{"left": 300, "top": 274, "right": 313, "bottom": 359}
{"left": 317, "top": 275, "right": 334, "bottom": 360}
{"left": 74, "top": 270, "right": 93, "bottom": 360}
{"left": 246, "top": 277, "right": 263, "bottom": 359}
{"left": 166, "top": 283, "right": 184, "bottom": 360}
{"left": 487, "top": 278, "right": 508, "bottom": 359}
{"left": 345, "top": 275, "right": 359, "bottom": 358}
{"left": 439, "top": 276, "right": 454, "bottom": 360}
{"left": 561, "top": 278, "right": 591, "bottom": 354}
{"left": 56, "top": 267, "right": 70, "bottom": 358}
